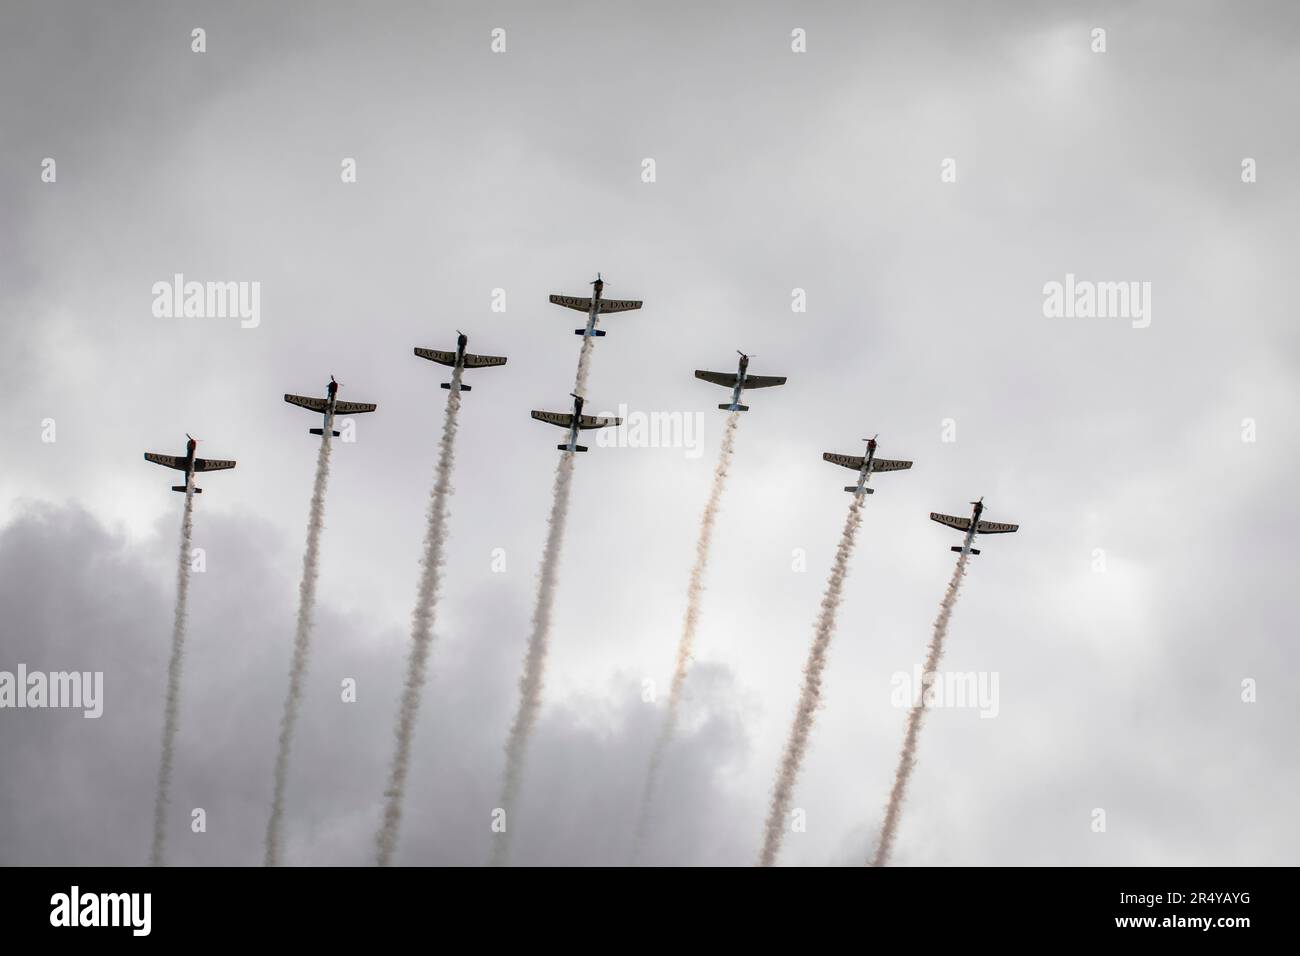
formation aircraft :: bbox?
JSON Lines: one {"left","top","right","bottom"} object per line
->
{"left": 143, "top": 434, "right": 236, "bottom": 493}
{"left": 284, "top": 376, "right": 377, "bottom": 437}
{"left": 695, "top": 351, "right": 787, "bottom": 411}
{"left": 549, "top": 274, "right": 642, "bottom": 338}
{"left": 930, "top": 497, "right": 1019, "bottom": 555}
{"left": 414, "top": 332, "right": 507, "bottom": 392}
{"left": 823, "top": 436, "right": 912, "bottom": 495}
{"left": 530, "top": 392, "right": 622, "bottom": 452}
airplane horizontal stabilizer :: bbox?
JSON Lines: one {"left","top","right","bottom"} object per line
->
{"left": 719, "top": 403, "right": 749, "bottom": 412}
{"left": 846, "top": 486, "right": 874, "bottom": 494}
{"left": 951, "top": 546, "right": 979, "bottom": 555}
{"left": 309, "top": 428, "right": 342, "bottom": 437}
{"left": 558, "top": 444, "right": 589, "bottom": 452}
{"left": 575, "top": 328, "right": 607, "bottom": 337}
{"left": 172, "top": 485, "right": 201, "bottom": 494}
{"left": 441, "top": 382, "right": 471, "bottom": 391}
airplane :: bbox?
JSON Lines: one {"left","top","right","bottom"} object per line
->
{"left": 143, "top": 434, "right": 236, "bottom": 494}
{"left": 694, "top": 351, "right": 787, "bottom": 411}
{"left": 530, "top": 392, "right": 622, "bottom": 452}
{"left": 549, "top": 273, "right": 642, "bottom": 337}
{"left": 414, "top": 332, "right": 507, "bottom": 392}
{"left": 822, "top": 436, "right": 912, "bottom": 495}
{"left": 930, "top": 497, "right": 1019, "bottom": 555}
{"left": 284, "top": 376, "right": 377, "bottom": 437}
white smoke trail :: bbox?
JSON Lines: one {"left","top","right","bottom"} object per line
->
{"left": 633, "top": 410, "right": 740, "bottom": 858}
{"left": 758, "top": 490, "right": 867, "bottom": 867}
{"left": 375, "top": 366, "right": 463, "bottom": 866}
{"left": 490, "top": 334, "right": 595, "bottom": 866}
{"left": 870, "top": 551, "right": 970, "bottom": 867}
{"left": 572, "top": 330, "right": 596, "bottom": 397}
{"left": 264, "top": 429, "right": 334, "bottom": 867}
{"left": 149, "top": 484, "right": 196, "bottom": 866}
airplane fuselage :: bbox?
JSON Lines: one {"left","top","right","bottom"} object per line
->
{"left": 319, "top": 400, "right": 337, "bottom": 433}
{"left": 723, "top": 355, "right": 751, "bottom": 411}
{"left": 286, "top": 376, "right": 375, "bottom": 436}
{"left": 850, "top": 443, "right": 878, "bottom": 495}
{"left": 455, "top": 333, "right": 468, "bottom": 368}
{"left": 579, "top": 283, "right": 605, "bottom": 338}
{"left": 314, "top": 380, "right": 339, "bottom": 433}
{"left": 562, "top": 395, "right": 586, "bottom": 451}
{"left": 144, "top": 433, "right": 234, "bottom": 494}
{"left": 957, "top": 501, "right": 984, "bottom": 554}
{"left": 180, "top": 440, "right": 198, "bottom": 486}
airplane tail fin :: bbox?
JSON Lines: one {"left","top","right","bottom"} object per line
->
{"left": 846, "top": 486, "right": 874, "bottom": 494}
{"left": 309, "top": 428, "right": 342, "bottom": 437}
{"left": 575, "top": 329, "right": 607, "bottom": 337}
{"left": 951, "top": 545, "right": 979, "bottom": 555}
{"left": 719, "top": 403, "right": 749, "bottom": 412}
{"left": 172, "top": 485, "right": 201, "bottom": 494}
{"left": 560, "top": 444, "right": 589, "bottom": 452}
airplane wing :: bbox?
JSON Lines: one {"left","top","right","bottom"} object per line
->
{"left": 871, "top": 458, "right": 913, "bottom": 473}
{"left": 531, "top": 411, "right": 573, "bottom": 428}
{"left": 333, "top": 400, "right": 377, "bottom": 415}
{"left": 463, "top": 352, "right": 508, "bottom": 369}
{"left": 823, "top": 452, "right": 865, "bottom": 471}
{"left": 414, "top": 348, "right": 457, "bottom": 366}
{"left": 694, "top": 370, "right": 738, "bottom": 388}
{"left": 930, "top": 513, "right": 972, "bottom": 531}
{"left": 741, "top": 374, "right": 787, "bottom": 389}
{"left": 598, "top": 298, "right": 642, "bottom": 314}
{"left": 577, "top": 415, "right": 622, "bottom": 430}
{"left": 976, "top": 519, "right": 1019, "bottom": 534}
{"left": 285, "top": 394, "right": 328, "bottom": 412}
{"left": 143, "top": 453, "right": 185, "bottom": 471}
{"left": 194, "top": 457, "right": 237, "bottom": 472}
{"left": 549, "top": 294, "right": 592, "bottom": 312}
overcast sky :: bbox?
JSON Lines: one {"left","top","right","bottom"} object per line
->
{"left": 2, "top": 1, "right": 1297, "bottom": 866}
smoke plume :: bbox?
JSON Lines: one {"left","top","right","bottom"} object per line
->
{"left": 375, "top": 367, "right": 463, "bottom": 866}
{"left": 758, "top": 490, "right": 867, "bottom": 867}
{"left": 870, "top": 551, "right": 970, "bottom": 867}
{"left": 149, "top": 484, "right": 196, "bottom": 866}
{"left": 264, "top": 429, "right": 334, "bottom": 866}
{"left": 633, "top": 410, "right": 740, "bottom": 857}
{"left": 490, "top": 334, "right": 595, "bottom": 866}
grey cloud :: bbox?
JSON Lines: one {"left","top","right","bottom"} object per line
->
{"left": 0, "top": 502, "right": 753, "bottom": 865}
